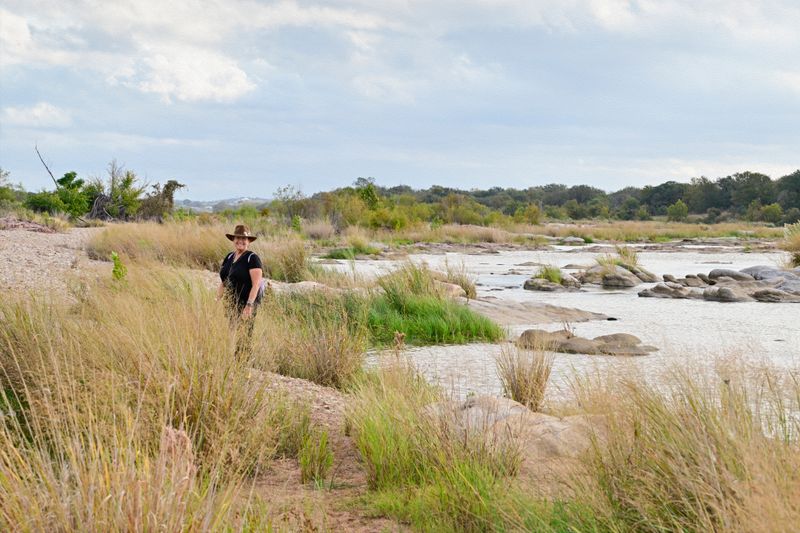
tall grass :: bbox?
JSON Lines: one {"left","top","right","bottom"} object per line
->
{"left": 0, "top": 268, "right": 307, "bottom": 530}
{"left": 87, "top": 222, "right": 312, "bottom": 281}
{"left": 782, "top": 221, "right": 800, "bottom": 267}
{"left": 347, "top": 362, "right": 529, "bottom": 531}
{"left": 565, "top": 364, "right": 800, "bottom": 533}
{"left": 261, "top": 291, "right": 370, "bottom": 388}
{"left": 495, "top": 344, "right": 553, "bottom": 411}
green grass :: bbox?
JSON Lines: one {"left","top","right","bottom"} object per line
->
{"left": 534, "top": 264, "right": 563, "bottom": 284}
{"left": 367, "top": 292, "right": 502, "bottom": 345}
{"left": 324, "top": 244, "right": 380, "bottom": 259}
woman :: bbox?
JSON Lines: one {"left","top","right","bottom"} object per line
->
{"left": 218, "top": 224, "right": 263, "bottom": 354}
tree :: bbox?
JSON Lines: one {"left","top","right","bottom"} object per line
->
{"left": 730, "top": 172, "right": 774, "bottom": 212}
{"left": 617, "top": 197, "right": 641, "bottom": 220}
{"left": 640, "top": 181, "right": 688, "bottom": 215}
{"left": 776, "top": 170, "right": 800, "bottom": 210}
{"left": 354, "top": 177, "right": 380, "bottom": 209}
{"left": 760, "top": 203, "right": 783, "bottom": 224}
{"left": 666, "top": 199, "right": 689, "bottom": 221}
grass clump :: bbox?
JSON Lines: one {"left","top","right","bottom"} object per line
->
{"left": 495, "top": 344, "right": 554, "bottom": 411}
{"left": 440, "top": 259, "right": 477, "bottom": 299}
{"left": 299, "top": 429, "right": 334, "bottom": 486}
{"left": 263, "top": 291, "right": 369, "bottom": 389}
{"left": 533, "top": 264, "right": 563, "bottom": 284}
{"left": 782, "top": 221, "right": 800, "bottom": 267}
{"left": 347, "top": 363, "right": 531, "bottom": 531}
{"left": 371, "top": 263, "right": 502, "bottom": 345}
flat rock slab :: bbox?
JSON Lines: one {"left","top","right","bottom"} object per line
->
{"left": 469, "top": 297, "right": 609, "bottom": 326}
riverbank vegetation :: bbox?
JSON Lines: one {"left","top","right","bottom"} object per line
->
{"left": 2, "top": 254, "right": 799, "bottom": 530}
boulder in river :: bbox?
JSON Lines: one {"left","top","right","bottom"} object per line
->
{"left": 517, "top": 329, "right": 658, "bottom": 356}
{"left": 640, "top": 266, "right": 800, "bottom": 303}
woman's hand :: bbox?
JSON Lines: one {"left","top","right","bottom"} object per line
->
{"left": 241, "top": 305, "right": 253, "bottom": 319}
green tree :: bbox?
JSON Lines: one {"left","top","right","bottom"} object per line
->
{"left": 55, "top": 171, "right": 89, "bottom": 217}
{"left": 761, "top": 203, "right": 783, "bottom": 224}
{"left": 666, "top": 199, "right": 689, "bottom": 221}
{"left": 354, "top": 177, "right": 381, "bottom": 209}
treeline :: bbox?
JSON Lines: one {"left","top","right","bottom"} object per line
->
{"left": 0, "top": 162, "right": 184, "bottom": 221}
{"left": 247, "top": 171, "right": 800, "bottom": 229}
{"left": 4, "top": 164, "right": 799, "bottom": 227}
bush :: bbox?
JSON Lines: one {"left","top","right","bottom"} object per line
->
{"left": 666, "top": 199, "right": 689, "bottom": 221}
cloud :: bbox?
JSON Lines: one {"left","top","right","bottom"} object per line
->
{"left": 1, "top": 102, "right": 72, "bottom": 128}
{"left": 130, "top": 44, "right": 256, "bottom": 103}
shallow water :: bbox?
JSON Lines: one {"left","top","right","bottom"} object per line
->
{"left": 326, "top": 248, "right": 800, "bottom": 397}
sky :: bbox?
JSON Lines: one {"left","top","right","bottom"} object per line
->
{"left": 1, "top": 0, "right": 799, "bottom": 201}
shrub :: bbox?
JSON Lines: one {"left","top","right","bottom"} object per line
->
{"left": 495, "top": 344, "right": 553, "bottom": 411}
{"left": 666, "top": 199, "right": 689, "bottom": 221}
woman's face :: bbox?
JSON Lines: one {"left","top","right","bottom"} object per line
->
{"left": 234, "top": 236, "right": 249, "bottom": 252}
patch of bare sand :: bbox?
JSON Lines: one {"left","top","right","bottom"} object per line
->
{"left": 250, "top": 371, "right": 407, "bottom": 532}
{"left": 0, "top": 226, "right": 106, "bottom": 292}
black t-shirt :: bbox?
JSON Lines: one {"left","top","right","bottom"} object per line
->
{"left": 220, "top": 250, "right": 263, "bottom": 308}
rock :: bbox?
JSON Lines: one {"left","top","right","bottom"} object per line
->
{"left": 557, "top": 337, "right": 603, "bottom": 354}
{"left": 562, "top": 263, "right": 590, "bottom": 270}
{"left": 560, "top": 273, "right": 581, "bottom": 288}
{"left": 751, "top": 289, "right": 800, "bottom": 303}
{"left": 777, "top": 278, "right": 800, "bottom": 295}
{"left": 601, "top": 266, "right": 641, "bottom": 288}
{"left": 708, "top": 268, "right": 755, "bottom": 282}
{"left": 682, "top": 275, "right": 706, "bottom": 287}
{"left": 523, "top": 278, "right": 565, "bottom": 292}
{"left": 697, "top": 273, "right": 710, "bottom": 283}
{"left": 425, "top": 396, "right": 601, "bottom": 463}
{"left": 638, "top": 283, "right": 703, "bottom": 299}
{"left": 626, "top": 266, "right": 658, "bottom": 283}
{"left": 435, "top": 280, "right": 468, "bottom": 298}
{"left": 561, "top": 236, "right": 585, "bottom": 245}
{"left": 663, "top": 274, "right": 677, "bottom": 283}
{"left": 703, "top": 285, "right": 753, "bottom": 302}
{"left": 517, "top": 329, "right": 658, "bottom": 356}
{"left": 593, "top": 333, "right": 641, "bottom": 346}
{"left": 517, "top": 329, "right": 571, "bottom": 349}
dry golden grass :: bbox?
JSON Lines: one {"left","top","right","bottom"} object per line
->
{"left": 782, "top": 221, "right": 800, "bottom": 266}
{"left": 495, "top": 344, "right": 553, "bottom": 411}
{"left": 559, "top": 362, "right": 800, "bottom": 533}
{"left": 0, "top": 267, "right": 317, "bottom": 530}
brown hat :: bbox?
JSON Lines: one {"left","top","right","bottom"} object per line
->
{"left": 225, "top": 224, "right": 257, "bottom": 242}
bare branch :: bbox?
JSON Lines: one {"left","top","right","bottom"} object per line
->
{"left": 35, "top": 144, "right": 59, "bottom": 188}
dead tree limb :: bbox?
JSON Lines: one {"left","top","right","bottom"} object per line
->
{"left": 35, "top": 144, "right": 60, "bottom": 188}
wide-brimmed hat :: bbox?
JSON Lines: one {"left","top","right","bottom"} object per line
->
{"left": 225, "top": 224, "right": 257, "bottom": 242}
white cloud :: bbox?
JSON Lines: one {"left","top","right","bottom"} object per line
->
{"left": 130, "top": 44, "right": 256, "bottom": 103}
{"left": 1, "top": 102, "right": 72, "bottom": 128}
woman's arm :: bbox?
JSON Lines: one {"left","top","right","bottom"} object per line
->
{"left": 241, "top": 268, "right": 263, "bottom": 318}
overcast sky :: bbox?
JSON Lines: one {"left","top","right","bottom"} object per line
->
{"left": 1, "top": 0, "right": 799, "bottom": 200}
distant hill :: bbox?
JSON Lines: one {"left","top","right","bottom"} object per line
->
{"left": 178, "top": 197, "right": 270, "bottom": 212}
